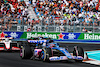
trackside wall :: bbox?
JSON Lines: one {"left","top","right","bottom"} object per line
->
{"left": 1, "top": 32, "right": 100, "bottom": 44}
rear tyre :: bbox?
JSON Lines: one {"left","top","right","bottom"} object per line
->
{"left": 20, "top": 45, "right": 32, "bottom": 59}
{"left": 73, "top": 46, "right": 84, "bottom": 62}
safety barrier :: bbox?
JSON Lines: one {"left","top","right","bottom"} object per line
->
{"left": 1, "top": 31, "right": 100, "bottom": 44}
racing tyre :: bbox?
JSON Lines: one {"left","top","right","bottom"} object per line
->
{"left": 41, "top": 48, "right": 52, "bottom": 62}
{"left": 73, "top": 46, "right": 84, "bottom": 62}
{"left": 20, "top": 45, "right": 33, "bottom": 59}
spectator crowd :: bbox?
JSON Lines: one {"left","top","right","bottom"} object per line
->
{"left": 33, "top": 0, "right": 100, "bottom": 26}
{"left": 0, "top": 0, "right": 30, "bottom": 31}
{"left": 0, "top": 0, "right": 100, "bottom": 32}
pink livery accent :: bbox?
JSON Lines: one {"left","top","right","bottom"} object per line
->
{"left": 20, "top": 53, "right": 22, "bottom": 56}
{"left": 34, "top": 49, "right": 42, "bottom": 57}
{"left": 35, "top": 49, "right": 42, "bottom": 51}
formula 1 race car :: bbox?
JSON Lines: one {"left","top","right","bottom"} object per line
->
{"left": 0, "top": 37, "right": 20, "bottom": 51}
{"left": 20, "top": 40, "right": 86, "bottom": 62}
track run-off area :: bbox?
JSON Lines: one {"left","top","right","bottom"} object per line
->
{"left": 0, "top": 43, "right": 100, "bottom": 67}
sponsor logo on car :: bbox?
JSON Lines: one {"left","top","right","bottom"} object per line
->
{"left": 50, "top": 56, "right": 63, "bottom": 60}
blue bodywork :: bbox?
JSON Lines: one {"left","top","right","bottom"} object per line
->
{"left": 42, "top": 42, "right": 83, "bottom": 60}
{"left": 46, "top": 43, "right": 73, "bottom": 59}
{"left": 34, "top": 41, "right": 83, "bottom": 61}
{"left": 52, "top": 47, "right": 73, "bottom": 59}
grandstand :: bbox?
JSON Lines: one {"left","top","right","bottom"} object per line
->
{"left": 0, "top": 0, "right": 100, "bottom": 33}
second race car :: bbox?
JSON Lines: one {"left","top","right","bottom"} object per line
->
{"left": 0, "top": 37, "right": 20, "bottom": 51}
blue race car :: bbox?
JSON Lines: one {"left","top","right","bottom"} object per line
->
{"left": 20, "top": 40, "right": 87, "bottom": 62}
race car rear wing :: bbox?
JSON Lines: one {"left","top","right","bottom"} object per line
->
{"left": 28, "top": 40, "right": 47, "bottom": 43}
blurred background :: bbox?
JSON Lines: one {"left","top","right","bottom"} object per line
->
{"left": 0, "top": 0, "right": 100, "bottom": 33}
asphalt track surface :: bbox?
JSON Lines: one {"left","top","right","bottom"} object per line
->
{"left": 0, "top": 43, "right": 100, "bottom": 67}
